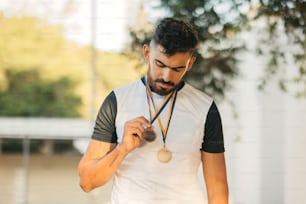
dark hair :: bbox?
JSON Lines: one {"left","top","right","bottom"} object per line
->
{"left": 151, "top": 17, "right": 199, "bottom": 55}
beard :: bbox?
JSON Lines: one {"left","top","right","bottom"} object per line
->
{"left": 147, "top": 72, "right": 175, "bottom": 96}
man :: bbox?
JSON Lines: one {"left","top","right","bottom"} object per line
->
{"left": 78, "top": 17, "right": 228, "bottom": 204}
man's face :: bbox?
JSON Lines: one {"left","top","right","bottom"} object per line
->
{"left": 143, "top": 44, "right": 196, "bottom": 95}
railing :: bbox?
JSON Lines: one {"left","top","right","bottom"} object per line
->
{"left": 0, "top": 117, "right": 93, "bottom": 204}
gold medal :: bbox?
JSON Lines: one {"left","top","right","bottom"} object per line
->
{"left": 157, "top": 147, "right": 172, "bottom": 163}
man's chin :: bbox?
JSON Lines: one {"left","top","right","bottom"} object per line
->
{"left": 154, "top": 88, "right": 172, "bottom": 96}
{"left": 150, "top": 83, "right": 174, "bottom": 95}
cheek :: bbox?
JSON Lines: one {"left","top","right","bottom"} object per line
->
{"left": 173, "top": 73, "right": 183, "bottom": 82}
{"left": 148, "top": 64, "right": 160, "bottom": 78}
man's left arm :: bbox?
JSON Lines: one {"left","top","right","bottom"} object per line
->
{"left": 201, "top": 151, "right": 228, "bottom": 204}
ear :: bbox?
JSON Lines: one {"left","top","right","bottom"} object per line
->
{"left": 143, "top": 44, "right": 150, "bottom": 63}
{"left": 187, "top": 56, "right": 196, "bottom": 71}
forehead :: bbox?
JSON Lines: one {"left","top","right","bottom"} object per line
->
{"left": 150, "top": 45, "right": 191, "bottom": 65}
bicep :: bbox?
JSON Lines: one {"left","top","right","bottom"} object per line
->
{"left": 201, "top": 101, "right": 225, "bottom": 153}
{"left": 92, "top": 91, "right": 118, "bottom": 143}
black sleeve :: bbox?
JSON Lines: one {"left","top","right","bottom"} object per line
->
{"left": 91, "top": 91, "right": 118, "bottom": 143}
{"left": 201, "top": 101, "right": 225, "bottom": 153}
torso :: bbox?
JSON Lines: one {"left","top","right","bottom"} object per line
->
{"left": 111, "top": 79, "right": 213, "bottom": 204}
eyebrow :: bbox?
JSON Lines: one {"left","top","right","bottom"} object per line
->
{"left": 155, "top": 59, "right": 187, "bottom": 70}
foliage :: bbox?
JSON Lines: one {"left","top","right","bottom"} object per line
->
{"left": 0, "top": 68, "right": 82, "bottom": 153}
{"left": 129, "top": 0, "right": 306, "bottom": 99}
{"left": 0, "top": 13, "right": 141, "bottom": 153}
{"left": 129, "top": 0, "right": 250, "bottom": 101}
{"left": 0, "top": 69, "right": 81, "bottom": 117}
{"left": 0, "top": 10, "right": 143, "bottom": 153}
{"left": 0, "top": 13, "right": 141, "bottom": 118}
{"left": 255, "top": 0, "right": 306, "bottom": 96}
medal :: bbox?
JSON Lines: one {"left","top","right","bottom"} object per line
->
{"left": 157, "top": 146, "right": 172, "bottom": 163}
{"left": 142, "top": 127, "right": 156, "bottom": 142}
{"left": 144, "top": 76, "right": 178, "bottom": 163}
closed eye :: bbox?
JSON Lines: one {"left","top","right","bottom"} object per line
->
{"left": 155, "top": 60, "right": 166, "bottom": 68}
{"left": 155, "top": 59, "right": 186, "bottom": 72}
{"left": 171, "top": 68, "right": 183, "bottom": 72}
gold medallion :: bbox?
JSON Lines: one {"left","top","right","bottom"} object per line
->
{"left": 157, "top": 147, "right": 172, "bottom": 163}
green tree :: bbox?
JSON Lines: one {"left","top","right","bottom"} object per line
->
{"left": 255, "top": 0, "right": 306, "bottom": 96}
{"left": 0, "top": 13, "right": 142, "bottom": 117}
{"left": 0, "top": 10, "right": 141, "bottom": 153}
{"left": 129, "top": 0, "right": 306, "bottom": 99}
{"left": 0, "top": 69, "right": 82, "bottom": 153}
{"left": 0, "top": 69, "right": 81, "bottom": 117}
{"left": 129, "top": 1, "right": 249, "bottom": 100}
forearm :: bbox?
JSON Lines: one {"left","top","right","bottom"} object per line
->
{"left": 202, "top": 152, "right": 228, "bottom": 204}
{"left": 79, "top": 144, "right": 127, "bottom": 192}
{"left": 208, "top": 184, "right": 228, "bottom": 204}
{"left": 79, "top": 116, "right": 149, "bottom": 192}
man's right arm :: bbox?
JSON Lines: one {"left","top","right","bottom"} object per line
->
{"left": 78, "top": 90, "right": 152, "bottom": 192}
{"left": 78, "top": 90, "right": 124, "bottom": 192}
{"left": 78, "top": 116, "right": 151, "bottom": 192}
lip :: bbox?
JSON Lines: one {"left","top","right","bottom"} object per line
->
{"left": 157, "top": 82, "right": 173, "bottom": 89}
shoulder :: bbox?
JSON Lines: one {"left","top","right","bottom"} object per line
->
{"left": 179, "top": 82, "right": 213, "bottom": 108}
{"left": 114, "top": 79, "right": 144, "bottom": 96}
{"left": 113, "top": 78, "right": 146, "bottom": 106}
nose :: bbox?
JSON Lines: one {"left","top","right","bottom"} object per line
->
{"left": 161, "top": 68, "right": 172, "bottom": 82}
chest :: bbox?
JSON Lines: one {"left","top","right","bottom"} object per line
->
{"left": 115, "top": 90, "right": 206, "bottom": 153}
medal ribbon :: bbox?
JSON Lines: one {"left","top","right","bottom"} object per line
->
{"left": 145, "top": 77, "right": 178, "bottom": 144}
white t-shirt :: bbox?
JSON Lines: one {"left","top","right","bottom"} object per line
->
{"left": 92, "top": 78, "right": 225, "bottom": 204}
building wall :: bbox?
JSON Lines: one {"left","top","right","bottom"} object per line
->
{"left": 0, "top": 154, "right": 113, "bottom": 204}
{"left": 220, "top": 28, "right": 306, "bottom": 204}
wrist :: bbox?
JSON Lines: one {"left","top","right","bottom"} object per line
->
{"left": 116, "top": 143, "right": 129, "bottom": 156}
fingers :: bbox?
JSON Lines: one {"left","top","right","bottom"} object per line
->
{"left": 132, "top": 116, "right": 152, "bottom": 129}
{"left": 128, "top": 125, "right": 143, "bottom": 138}
{"left": 122, "top": 116, "right": 153, "bottom": 149}
{"left": 125, "top": 117, "right": 152, "bottom": 135}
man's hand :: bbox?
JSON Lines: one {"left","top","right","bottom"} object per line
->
{"left": 120, "top": 116, "right": 152, "bottom": 153}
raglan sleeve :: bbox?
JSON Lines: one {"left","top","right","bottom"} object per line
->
{"left": 91, "top": 91, "right": 118, "bottom": 143}
{"left": 201, "top": 101, "right": 225, "bottom": 153}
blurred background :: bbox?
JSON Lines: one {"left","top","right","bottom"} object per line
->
{"left": 0, "top": 0, "right": 305, "bottom": 203}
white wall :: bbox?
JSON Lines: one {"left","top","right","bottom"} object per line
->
{"left": 221, "top": 28, "right": 306, "bottom": 204}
